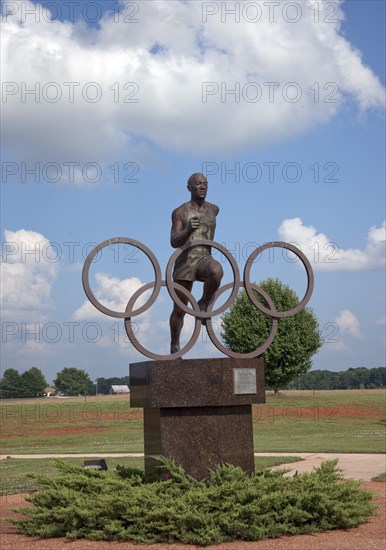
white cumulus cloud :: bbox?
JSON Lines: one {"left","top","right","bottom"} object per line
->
{"left": 73, "top": 272, "right": 146, "bottom": 320}
{"left": 74, "top": 272, "right": 165, "bottom": 359}
{"left": 278, "top": 218, "right": 386, "bottom": 271}
{"left": 1, "top": 229, "right": 59, "bottom": 322}
{"left": 1, "top": 0, "right": 384, "bottom": 170}
{"left": 334, "top": 309, "right": 361, "bottom": 337}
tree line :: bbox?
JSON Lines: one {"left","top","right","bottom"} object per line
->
{"left": 0, "top": 367, "right": 95, "bottom": 398}
{"left": 0, "top": 367, "right": 131, "bottom": 398}
{"left": 0, "top": 367, "right": 48, "bottom": 398}
{"left": 0, "top": 365, "right": 384, "bottom": 399}
{"left": 284, "top": 367, "right": 386, "bottom": 391}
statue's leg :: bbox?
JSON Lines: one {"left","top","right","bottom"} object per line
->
{"left": 169, "top": 280, "right": 193, "bottom": 354}
{"left": 196, "top": 258, "right": 223, "bottom": 313}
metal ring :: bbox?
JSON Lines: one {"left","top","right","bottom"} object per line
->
{"left": 124, "top": 281, "right": 201, "bottom": 361}
{"left": 244, "top": 242, "right": 314, "bottom": 319}
{"left": 82, "top": 237, "right": 315, "bottom": 360}
{"left": 165, "top": 239, "right": 241, "bottom": 319}
{"left": 82, "top": 237, "right": 162, "bottom": 319}
{"left": 205, "top": 283, "right": 278, "bottom": 358}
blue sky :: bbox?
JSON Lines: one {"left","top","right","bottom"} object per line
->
{"left": 1, "top": 0, "right": 385, "bottom": 384}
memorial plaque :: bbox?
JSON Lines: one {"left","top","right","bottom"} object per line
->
{"left": 233, "top": 368, "right": 257, "bottom": 395}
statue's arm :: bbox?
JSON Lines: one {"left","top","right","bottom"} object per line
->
{"left": 170, "top": 208, "right": 195, "bottom": 248}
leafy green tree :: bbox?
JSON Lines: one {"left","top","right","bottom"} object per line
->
{"left": 0, "top": 368, "right": 22, "bottom": 398}
{"left": 368, "top": 367, "right": 386, "bottom": 388}
{"left": 221, "top": 278, "right": 322, "bottom": 393}
{"left": 20, "top": 367, "right": 47, "bottom": 397}
{"left": 53, "top": 368, "right": 94, "bottom": 396}
{"left": 349, "top": 367, "right": 370, "bottom": 389}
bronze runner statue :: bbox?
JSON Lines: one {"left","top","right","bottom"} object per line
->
{"left": 169, "top": 173, "right": 223, "bottom": 354}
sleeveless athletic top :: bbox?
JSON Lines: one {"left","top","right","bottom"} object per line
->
{"left": 173, "top": 202, "right": 217, "bottom": 281}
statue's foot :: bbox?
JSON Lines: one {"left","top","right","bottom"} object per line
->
{"left": 197, "top": 300, "right": 208, "bottom": 325}
{"left": 170, "top": 344, "right": 180, "bottom": 354}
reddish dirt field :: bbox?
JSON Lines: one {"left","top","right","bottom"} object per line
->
{"left": 1, "top": 482, "right": 385, "bottom": 550}
{"left": 3, "top": 404, "right": 383, "bottom": 439}
{"left": 2, "top": 390, "right": 384, "bottom": 443}
{"left": 2, "top": 411, "right": 143, "bottom": 436}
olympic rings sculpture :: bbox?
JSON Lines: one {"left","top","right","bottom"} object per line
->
{"left": 82, "top": 237, "right": 314, "bottom": 361}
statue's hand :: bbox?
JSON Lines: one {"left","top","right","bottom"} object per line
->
{"left": 189, "top": 216, "right": 200, "bottom": 232}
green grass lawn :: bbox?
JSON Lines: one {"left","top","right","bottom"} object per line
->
{"left": 1, "top": 390, "right": 385, "bottom": 455}
{"left": 253, "top": 390, "right": 386, "bottom": 453}
{"left": 371, "top": 472, "right": 386, "bottom": 482}
{"left": 0, "top": 396, "right": 144, "bottom": 454}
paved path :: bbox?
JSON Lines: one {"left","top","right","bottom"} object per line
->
{"left": 262, "top": 452, "right": 386, "bottom": 481}
{"left": 1, "top": 452, "right": 385, "bottom": 481}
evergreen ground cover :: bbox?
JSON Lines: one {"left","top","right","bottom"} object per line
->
{"left": 0, "top": 455, "right": 302, "bottom": 496}
{"left": 11, "top": 458, "right": 376, "bottom": 546}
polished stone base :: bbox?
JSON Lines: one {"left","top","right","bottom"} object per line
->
{"left": 129, "top": 358, "right": 265, "bottom": 480}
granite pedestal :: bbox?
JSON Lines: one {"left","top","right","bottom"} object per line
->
{"left": 129, "top": 358, "right": 265, "bottom": 480}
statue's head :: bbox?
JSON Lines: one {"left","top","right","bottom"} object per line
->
{"left": 187, "top": 173, "right": 208, "bottom": 200}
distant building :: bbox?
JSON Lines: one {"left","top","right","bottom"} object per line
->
{"left": 108, "top": 384, "right": 130, "bottom": 395}
{"left": 44, "top": 387, "right": 56, "bottom": 396}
